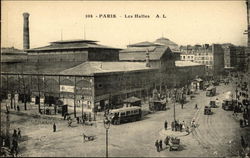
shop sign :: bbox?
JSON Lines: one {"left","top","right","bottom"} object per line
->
{"left": 60, "top": 85, "right": 75, "bottom": 93}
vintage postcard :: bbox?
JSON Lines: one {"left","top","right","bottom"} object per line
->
{"left": 1, "top": 0, "right": 250, "bottom": 157}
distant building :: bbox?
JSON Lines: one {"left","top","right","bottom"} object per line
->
{"left": 222, "top": 44, "right": 236, "bottom": 69}
{"left": 154, "top": 37, "right": 179, "bottom": 51}
{"left": 26, "top": 40, "right": 120, "bottom": 63}
{"left": 175, "top": 61, "right": 206, "bottom": 87}
{"left": 2, "top": 40, "right": 121, "bottom": 74}
{"left": 1, "top": 47, "right": 27, "bottom": 63}
{"left": 120, "top": 41, "right": 176, "bottom": 88}
{"left": 179, "top": 44, "right": 224, "bottom": 76}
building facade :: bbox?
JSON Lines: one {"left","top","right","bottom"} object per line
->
{"left": 179, "top": 44, "right": 224, "bottom": 76}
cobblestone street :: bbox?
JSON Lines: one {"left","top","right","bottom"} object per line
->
{"left": 1, "top": 81, "right": 249, "bottom": 157}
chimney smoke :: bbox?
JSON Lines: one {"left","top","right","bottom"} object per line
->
{"left": 23, "top": 12, "right": 30, "bottom": 50}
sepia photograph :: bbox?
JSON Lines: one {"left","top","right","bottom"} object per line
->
{"left": 1, "top": 0, "right": 250, "bottom": 157}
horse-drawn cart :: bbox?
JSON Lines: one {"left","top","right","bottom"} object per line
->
{"left": 169, "top": 137, "right": 180, "bottom": 151}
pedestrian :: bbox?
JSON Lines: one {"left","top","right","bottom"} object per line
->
{"left": 171, "top": 121, "right": 174, "bottom": 131}
{"left": 159, "top": 140, "right": 163, "bottom": 151}
{"left": 186, "top": 126, "right": 190, "bottom": 134}
{"left": 195, "top": 104, "right": 198, "bottom": 109}
{"left": 12, "top": 129, "right": 18, "bottom": 141}
{"left": 182, "top": 123, "right": 185, "bottom": 131}
{"left": 240, "top": 119, "right": 244, "bottom": 128}
{"left": 244, "top": 119, "right": 247, "bottom": 128}
{"left": 76, "top": 117, "right": 80, "bottom": 124}
{"left": 11, "top": 138, "right": 18, "bottom": 156}
{"left": 181, "top": 103, "right": 184, "bottom": 109}
{"left": 53, "top": 123, "right": 56, "bottom": 132}
{"left": 180, "top": 123, "right": 183, "bottom": 132}
{"left": 165, "top": 120, "right": 168, "bottom": 130}
{"left": 6, "top": 104, "right": 9, "bottom": 114}
{"left": 17, "top": 105, "right": 20, "bottom": 111}
{"left": 63, "top": 112, "right": 67, "bottom": 120}
{"left": 155, "top": 140, "right": 159, "bottom": 152}
{"left": 241, "top": 136, "right": 247, "bottom": 149}
{"left": 17, "top": 128, "right": 21, "bottom": 139}
{"left": 164, "top": 136, "right": 170, "bottom": 147}
{"left": 191, "top": 120, "right": 196, "bottom": 128}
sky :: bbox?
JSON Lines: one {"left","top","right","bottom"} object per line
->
{"left": 1, "top": 1, "right": 248, "bottom": 49}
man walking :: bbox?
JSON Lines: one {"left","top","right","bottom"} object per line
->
{"left": 171, "top": 121, "right": 174, "bottom": 131}
{"left": 155, "top": 140, "right": 159, "bottom": 152}
{"left": 159, "top": 140, "right": 163, "bottom": 151}
{"left": 164, "top": 136, "right": 170, "bottom": 147}
{"left": 53, "top": 123, "right": 56, "bottom": 132}
{"left": 17, "top": 128, "right": 21, "bottom": 139}
{"left": 165, "top": 120, "right": 168, "bottom": 130}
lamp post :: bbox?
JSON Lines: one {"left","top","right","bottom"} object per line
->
{"left": 81, "top": 96, "right": 84, "bottom": 120}
{"left": 173, "top": 88, "right": 177, "bottom": 122}
{"left": 103, "top": 115, "right": 111, "bottom": 158}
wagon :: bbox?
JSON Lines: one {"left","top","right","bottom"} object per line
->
{"left": 209, "top": 101, "right": 217, "bottom": 108}
{"left": 149, "top": 100, "right": 166, "bottom": 111}
{"left": 204, "top": 106, "right": 212, "bottom": 115}
{"left": 169, "top": 138, "right": 180, "bottom": 151}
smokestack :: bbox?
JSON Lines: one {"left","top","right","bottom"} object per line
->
{"left": 23, "top": 12, "right": 30, "bottom": 50}
{"left": 146, "top": 49, "right": 150, "bottom": 67}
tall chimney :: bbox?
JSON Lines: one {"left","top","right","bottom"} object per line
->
{"left": 146, "top": 49, "right": 150, "bottom": 67}
{"left": 23, "top": 12, "right": 30, "bottom": 50}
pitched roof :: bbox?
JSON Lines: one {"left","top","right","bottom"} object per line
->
{"left": 119, "top": 46, "right": 170, "bottom": 61}
{"left": 123, "top": 96, "right": 141, "bottom": 103}
{"left": 127, "top": 41, "right": 162, "bottom": 47}
{"left": 154, "top": 37, "right": 179, "bottom": 51}
{"left": 59, "top": 61, "right": 155, "bottom": 76}
{"left": 1, "top": 47, "right": 26, "bottom": 55}
{"left": 27, "top": 39, "right": 121, "bottom": 52}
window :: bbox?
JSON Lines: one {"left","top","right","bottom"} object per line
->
{"left": 126, "top": 111, "right": 130, "bottom": 115}
{"left": 121, "top": 112, "right": 125, "bottom": 116}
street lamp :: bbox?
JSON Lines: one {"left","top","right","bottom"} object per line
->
{"left": 173, "top": 88, "right": 177, "bottom": 122}
{"left": 103, "top": 115, "right": 111, "bottom": 158}
{"left": 81, "top": 96, "right": 84, "bottom": 120}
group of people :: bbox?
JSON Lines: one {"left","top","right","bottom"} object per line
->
{"left": 164, "top": 120, "right": 192, "bottom": 134}
{"left": 235, "top": 79, "right": 250, "bottom": 128}
{"left": 164, "top": 120, "right": 193, "bottom": 134}
{"left": 170, "top": 120, "right": 187, "bottom": 132}
{"left": 155, "top": 136, "right": 178, "bottom": 152}
{"left": 154, "top": 139, "right": 163, "bottom": 152}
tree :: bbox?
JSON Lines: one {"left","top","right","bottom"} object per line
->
{"left": 18, "top": 73, "right": 30, "bottom": 110}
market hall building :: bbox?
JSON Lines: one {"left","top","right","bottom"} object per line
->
{"left": 1, "top": 12, "right": 205, "bottom": 118}
{"left": 1, "top": 39, "right": 205, "bottom": 118}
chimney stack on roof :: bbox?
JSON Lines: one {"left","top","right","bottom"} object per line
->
{"left": 146, "top": 49, "right": 150, "bottom": 67}
{"left": 23, "top": 12, "right": 30, "bottom": 50}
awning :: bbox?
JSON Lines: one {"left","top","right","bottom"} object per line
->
{"left": 123, "top": 96, "right": 141, "bottom": 103}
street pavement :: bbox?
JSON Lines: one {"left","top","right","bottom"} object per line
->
{"left": 1, "top": 81, "right": 249, "bottom": 157}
